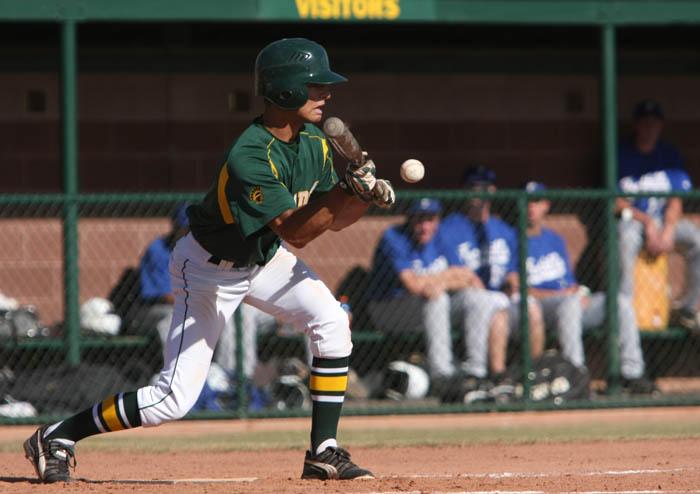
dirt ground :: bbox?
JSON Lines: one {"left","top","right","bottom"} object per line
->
{"left": 1, "top": 407, "right": 700, "bottom": 493}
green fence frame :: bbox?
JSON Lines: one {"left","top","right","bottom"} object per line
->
{"left": 3, "top": 0, "right": 700, "bottom": 421}
{"left": 2, "top": 188, "right": 700, "bottom": 423}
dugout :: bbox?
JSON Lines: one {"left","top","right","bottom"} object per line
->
{"left": 2, "top": 1, "right": 700, "bottom": 419}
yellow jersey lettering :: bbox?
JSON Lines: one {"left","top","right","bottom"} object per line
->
{"left": 295, "top": 190, "right": 310, "bottom": 208}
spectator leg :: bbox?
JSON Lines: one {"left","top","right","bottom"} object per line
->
{"left": 674, "top": 219, "right": 700, "bottom": 311}
{"left": 582, "top": 292, "right": 645, "bottom": 380}
{"left": 541, "top": 295, "right": 585, "bottom": 368}
{"left": 368, "top": 295, "right": 455, "bottom": 378}
{"left": 618, "top": 220, "right": 644, "bottom": 298}
{"left": 461, "top": 289, "right": 510, "bottom": 378}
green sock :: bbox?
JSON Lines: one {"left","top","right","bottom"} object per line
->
{"left": 309, "top": 356, "right": 349, "bottom": 454}
{"left": 45, "top": 391, "right": 142, "bottom": 443}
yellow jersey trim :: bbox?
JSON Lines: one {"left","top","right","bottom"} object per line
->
{"left": 266, "top": 137, "right": 281, "bottom": 180}
{"left": 301, "top": 132, "right": 330, "bottom": 170}
{"left": 217, "top": 163, "right": 235, "bottom": 224}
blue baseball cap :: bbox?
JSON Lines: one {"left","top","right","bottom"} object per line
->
{"left": 171, "top": 202, "right": 190, "bottom": 228}
{"left": 633, "top": 99, "right": 664, "bottom": 120}
{"left": 524, "top": 181, "right": 547, "bottom": 193}
{"left": 463, "top": 165, "right": 496, "bottom": 187}
{"left": 407, "top": 198, "right": 442, "bottom": 216}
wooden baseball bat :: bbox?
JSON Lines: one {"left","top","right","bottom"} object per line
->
{"left": 323, "top": 117, "right": 365, "bottom": 165}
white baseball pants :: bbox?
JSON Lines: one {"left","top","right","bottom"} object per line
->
{"left": 137, "top": 233, "right": 352, "bottom": 426}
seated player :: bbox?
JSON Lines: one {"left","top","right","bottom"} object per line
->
{"left": 617, "top": 99, "right": 700, "bottom": 332}
{"left": 439, "top": 166, "right": 545, "bottom": 395}
{"left": 367, "top": 198, "right": 481, "bottom": 392}
{"left": 524, "top": 181, "right": 657, "bottom": 394}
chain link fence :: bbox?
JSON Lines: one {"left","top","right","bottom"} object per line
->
{"left": 1, "top": 191, "right": 699, "bottom": 422}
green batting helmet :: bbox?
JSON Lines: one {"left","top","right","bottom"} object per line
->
{"left": 254, "top": 38, "right": 347, "bottom": 110}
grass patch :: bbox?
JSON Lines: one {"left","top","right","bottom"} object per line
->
{"left": 3, "top": 419, "right": 699, "bottom": 453}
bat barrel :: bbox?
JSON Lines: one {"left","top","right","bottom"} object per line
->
{"left": 323, "top": 117, "right": 345, "bottom": 137}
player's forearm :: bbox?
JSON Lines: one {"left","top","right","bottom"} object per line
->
{"left": 664, "top": 197, "right": 682, "bottom": 228}
{"left": 330, "top": 194, "right": 369, "bottom": 231}
{"left": 442, "top": 267, "right": 480, "bottom": 290}
{"left": 399, "top": 271, "right": 444, "bottom": 297}
{"left": 269, "top": 186, "right": 355, "bottom": 248}
{"left": 528, "top": 285, "right": 578, "bottom": 299}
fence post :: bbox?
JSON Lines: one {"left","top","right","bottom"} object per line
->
{"left": 517, "top": 193, "right": 532, "bottom": 401}
{"left": 234, "top": 308, "right": 247, "bottom": 416}
{"left": 62, "top": 19, "right": 80, "bottom": 367}
{"left": 601, "top": 23, "right": 621, "bottom": 392}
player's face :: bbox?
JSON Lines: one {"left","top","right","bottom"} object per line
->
{"left": 297, "top": 84, "right": 332, "bottom": 123}
{"left": 634, "top": 116, "right": 663, "bottom": 150}
{"left": 466, "top": 184, "right": 494, "bottom": 218}
{"left": 527, "top": 199, "right": 550, "bottom": 226}
{"left": 411, "top": 214, "right": 440, "bottom": 245}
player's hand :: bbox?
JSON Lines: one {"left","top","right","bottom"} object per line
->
{"left": 372, "top": 179, "right": 396, "bottom": 208}
{"left": 422, "top": 282, "right": 445, "bottom": 300}
{"left": 341, "top": 159, "right": 376, "bottom": 201}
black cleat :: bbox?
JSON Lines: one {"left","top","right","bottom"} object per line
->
{"left": 23, "top": 426, "right": 76, "bottom": 483}
{"left": 622, "top": 376, "right": 660, "bottom": 396}
{"left": 301, "top": 446, "right": 374, "bottom": 480}
{"left": 670, "top": 307, "right": 700, "bottom": 335}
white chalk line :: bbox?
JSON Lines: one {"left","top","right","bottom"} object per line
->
{"left": 73, "top": 466, "right": 697, "bottom": 488}
{"left": 396, "top": 466, "right": 690, "bottom": 480}
{"left": 77, "top": 476, "right": 257, "bottom": 484}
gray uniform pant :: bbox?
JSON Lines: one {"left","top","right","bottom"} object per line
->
{"left": 461, "top": 289, "right": 524, "bottom": 379}
{"left": 538, "top": 292, "right": 645, "bottom": 379}
{"left": 368, "top": 292, "right": 466, "bottom": 378}
{"left": 619, "top": 219, "right": 700, "bottom": 311}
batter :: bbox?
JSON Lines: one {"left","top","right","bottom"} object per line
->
{"left": 24, "top": 38, "right": 395, "bottom": 483}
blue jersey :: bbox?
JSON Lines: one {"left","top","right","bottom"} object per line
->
{"left": 618, "top": 139, "right": 692, "bottom": 221}
{"left": 526, "top": 228, "right": 576, "bottom": 290}
{"left": 139, "top": 237, "right": 172, "bottom": 302}
{"left": 438, "top": 213, "right": 517, "bottom": 291}
{"left": 368, "top": 224, "right": 450, "bottom": 300}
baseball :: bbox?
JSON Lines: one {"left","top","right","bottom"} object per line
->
{"left": 400, "top": 159, "right": 425, "bottom": 183}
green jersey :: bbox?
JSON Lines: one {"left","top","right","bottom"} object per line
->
{"left": 188, "top": 117, "right": 338, "bottom": 266}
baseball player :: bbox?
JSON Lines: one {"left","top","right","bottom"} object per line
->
{"left": 366, "top": 198, "right": 481, "bottom": 387}
{"left": 617, "top": 99, "right": 700, "bottom": 332}
{"left": 24, "top": 38, "right": 394, "bottom": 483}
{"left": 522, "top": 181, "right": 656, "bottom": 394}
{"left": 438, "top": 166, "right": 544, "bottom": 391}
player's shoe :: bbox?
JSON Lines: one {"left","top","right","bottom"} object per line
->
{"left": 670, "top": 307, "right": 700, "bottom": 335}
{"left": 488, "top": 373, "right": 516, "bottom": 404}
{"left": 622, "top": 376, "right": 660, "bottom": 396}
{"left": 23, "top": 425, "right": 76, "bottom": 483}
{"left": 301, "top": 446, "right": 374, "bottom": 480}
{"left": 462, "top": 374, "right": 494, "bottom": 404}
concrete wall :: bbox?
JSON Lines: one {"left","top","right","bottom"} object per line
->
{"left": 2, "top": 72, "right": 700, "bottom": 192}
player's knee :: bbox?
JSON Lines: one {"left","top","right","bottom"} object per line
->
{"left": 138, "top": 379, "right": 201, "bottom": 427}
{"left": 424, "top": 292, "right": 449, "bottom": 314}
{"left": 556, "top": 295, "right": 582, "bottom": 322}
{"left": 309, "top": 307, "right": 352, "bottom": 358}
